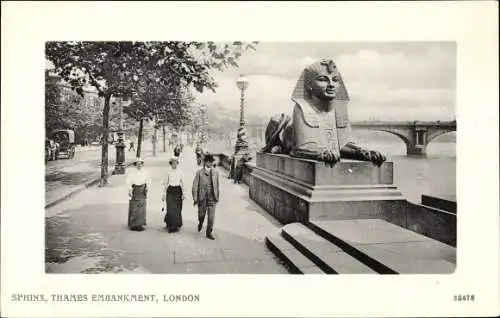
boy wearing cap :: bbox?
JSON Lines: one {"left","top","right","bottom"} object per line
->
{"left": 192, "top": 154, "right": 220, "bottom": 240}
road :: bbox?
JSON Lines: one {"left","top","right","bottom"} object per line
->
{"left": 45, "top": 146, "right": 146, "bottom": 171}
{"left": 45, "top": 145, "right": 154, "bottom": 208}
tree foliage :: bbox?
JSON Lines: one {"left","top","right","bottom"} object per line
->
{"left": 46, "top": 41, "right": 258, "bottom": 185}
{"left": 45, "top": 71, "right": 103, "bottom": 144}
{"left": 183, "top": 104, "right": 209, "bottom": 144}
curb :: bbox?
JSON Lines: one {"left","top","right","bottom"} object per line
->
{"left": 45, "top": 177, "right": 101, "bottom": 209}
{"left": 45, "top": 152, "right": 158, "bottom": 210}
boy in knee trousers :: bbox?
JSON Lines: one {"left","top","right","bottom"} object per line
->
{"left": 192, "top": 154, "right": 219, "bottom": 240}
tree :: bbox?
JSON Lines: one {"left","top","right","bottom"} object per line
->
{"left": 123, "top": 97, "right": 149, "bottom": 158}
{"left": 45, "top": 71, "right": 103, "bottom": 145}
{"left": 46, "top": 41, "right": 258, "bottom": 185}
{"left": 124, "top": 77, "right": 195, "bottom": 157}
{"left": 184, "top": 103, "right": 209, "bottom": 145}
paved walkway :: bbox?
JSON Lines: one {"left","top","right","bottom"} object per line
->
{"left": 45, "top": 147, "right": 288, "bottom": 274}
{"left": 45, "top": 147, "right": 153, "bottom": 208}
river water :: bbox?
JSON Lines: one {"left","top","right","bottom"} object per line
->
{"left": 209, "top": 138, "right": 456, "bottom": 204}
{"left": 353, "top": 141, "right": 456, "bottom": 203}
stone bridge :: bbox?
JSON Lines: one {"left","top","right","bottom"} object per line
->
{"left": 351, "top": 120, "right": 457, "bottom": 156}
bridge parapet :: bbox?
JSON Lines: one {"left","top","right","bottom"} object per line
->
{"left": 352, "top": 120, "right": 456, "bottom": 127}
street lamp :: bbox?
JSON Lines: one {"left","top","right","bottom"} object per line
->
{"left": 234, "top": 74, "right": 250, "bottom": 156}
{"left": 112, "top": 97, "right": 126, "bottom": 175}
{"left": 230, "top": 74, "right": 251, "bottom": 180}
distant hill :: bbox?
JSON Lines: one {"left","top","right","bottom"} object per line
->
{"left": 206, "top": 102, "right": 270, "bottom": 134}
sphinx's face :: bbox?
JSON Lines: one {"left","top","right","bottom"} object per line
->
{"left": 307, "top": 69, "right": 341, "bottom": 101}
{"left": 304, "top": 60, "right": 342, "bottom": 101}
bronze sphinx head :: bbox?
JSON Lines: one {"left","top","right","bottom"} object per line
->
{"left": 304, "top": 59, "right": 343, "bottom": 101}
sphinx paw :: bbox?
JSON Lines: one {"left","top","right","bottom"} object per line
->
{"left": 320, "top": 150, "right": 340, "bottom": 167}
{"left": 369, "top": 150, "right": 386, "bottom": 166}
{"left": 270, "top": 146, "right": 282, "bottom": 154}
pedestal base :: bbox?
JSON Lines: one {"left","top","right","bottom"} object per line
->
{"left": 249, "top": 152, "right": 406, "bottom": 224}
{"left": 112, "top": 164, "right": 126, "bottom": 175}
{"left": 113, "top": 143, "right": 126, "bottom": 175}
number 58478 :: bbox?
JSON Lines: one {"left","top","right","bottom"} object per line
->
{"left": 454, "top": 294, "right": 475, "bottom": 301}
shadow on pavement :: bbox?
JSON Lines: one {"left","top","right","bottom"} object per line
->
{"left": 45, "top": 200, "right": 288, "bottom": 274}
{"left": 45, "top": 170, "right": 99, "bottom": 185}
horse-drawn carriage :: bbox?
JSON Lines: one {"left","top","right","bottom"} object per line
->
{"left": 50, "top": 129, "right": 76, "bottom": 160}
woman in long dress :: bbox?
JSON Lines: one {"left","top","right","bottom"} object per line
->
{"left": 126, "top": 157, "right": 152, "bottom": 231}
{"left": 161, "top": 156, "right": 185, "bottom": 233}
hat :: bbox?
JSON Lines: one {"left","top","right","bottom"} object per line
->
{"left": 169, "top": 156, "right": 179, "bottom": 164}
{"left": 203, "top": 154, "right": 215, "bottom": 163}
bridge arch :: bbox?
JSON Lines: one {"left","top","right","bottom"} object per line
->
{"left": 369, "top": 129, "right": 411, "bottom": 146}
{"left": 355, "top": 128, "right": 413, "bottom": 155}
{"left": 426, "top": 131, "right": 456, "bottom": 157}
{"left": 426, "top": 129, "right": 456, "bottom": 144}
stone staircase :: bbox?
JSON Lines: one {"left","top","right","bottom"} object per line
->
{"left": 266, "top": 219, "right": 456, "bottom": 274}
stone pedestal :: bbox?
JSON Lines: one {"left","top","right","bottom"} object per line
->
{"left": 249, "top": 152, "right": 406, "bottom": 224}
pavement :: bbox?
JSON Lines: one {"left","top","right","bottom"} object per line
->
{"left": 45, "top": 147, "right": 154, "bottom": 208}
{"left": 45, "top": 146, "right": 288, "bottom": 274}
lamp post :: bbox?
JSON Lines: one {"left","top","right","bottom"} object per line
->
{"left": 113, "top": 97, "right": 126, "bottom": 175}
{"left": 231, "top": 74, "right": 251, "bottom": 179}
{"left": 234, "top": 74, "right": 250, "bottom": 156}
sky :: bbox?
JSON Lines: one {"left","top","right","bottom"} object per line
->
{"left": 195, "top": 42, "right": 457, "bottom": 121}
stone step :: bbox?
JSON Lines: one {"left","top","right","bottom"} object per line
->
{"left": 309, "top": 219, "right": 456, "bottom": 274}
{"left": 281, "top": 223, "right": 377, "bottom": 274}
{"left": 265, "top": 234, "right": 325, "bottom": 274}
{"left": 421, "top": 194, "right": 456, "bottom": 213}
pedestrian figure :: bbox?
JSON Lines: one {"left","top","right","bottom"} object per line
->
{"left": 192, "top": 154, "right": 220, "bottom": 240}
{"left": 161, "top": 156, "right": 185, "bottom": 233}
{"left": 234, "top": 154, "right": 250, "bottom": 184}
{"left": 129, "top": 141, "right": 135, "bottom": 152}
{"left": 195, "top": 143, "right": 203, "bottom": 166}
{"left": 126, "top": 157, "right": 151, "bottom": 231}
{"left": 174, "top": 144, "right": 182, "bottom": 157}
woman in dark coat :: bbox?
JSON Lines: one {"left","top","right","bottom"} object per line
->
{"left": 126, "top": 157, "right": 152, "bottom": 231}
{"left": 161, "top": 156, "right": 186, "bottom": 232}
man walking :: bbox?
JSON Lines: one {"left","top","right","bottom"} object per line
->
{"left": 192, "top": 154, "right": 219, "bottom": 240}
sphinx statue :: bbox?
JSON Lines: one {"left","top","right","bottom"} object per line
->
{"left": 261, "top": 58, "right": 386, "bottom": 167}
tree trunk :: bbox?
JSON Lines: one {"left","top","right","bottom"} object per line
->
{"left": 162, "top": 125, "right": 166, "bottom": 152}
{"left": 136, "top": 118, "right": 144, "bottom": 158}
{"left": 100, "top": 93, "right": 111, "bottom": 186}
{"left": 152, "top": 127, "right": 157, "bottom": 157}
